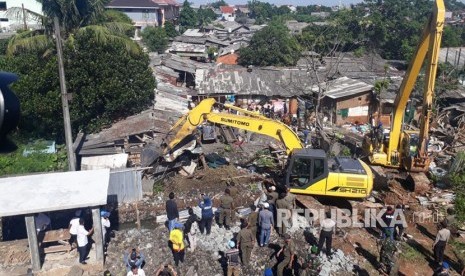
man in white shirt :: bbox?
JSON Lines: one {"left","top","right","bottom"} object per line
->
{"left": 317, "top": 211, "right": 336, "bottom": 257}
{"left": 69, "top": 210, "right": 81, "bottom": 248}
{"left": 127, "top": 265, "right": 146, "bottom": 276}
{"left": 433, "top": 221, "right": 451, "bottom": 265}
{"left": 77, "top": 218, "right": 94, "bottom": 264}
{"left": 101, "top": 211, "right": 111, "bottom": 253}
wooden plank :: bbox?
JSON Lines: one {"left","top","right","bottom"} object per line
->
{"left": 44, "top": 244, "right": 71, "bottom": 254}
{"left": 43, "top": 228, "right": 70, "bottom": 243}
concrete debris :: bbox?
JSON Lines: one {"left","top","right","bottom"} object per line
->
{"left": 318, "top": 249, "right": 355, "bottom": 276}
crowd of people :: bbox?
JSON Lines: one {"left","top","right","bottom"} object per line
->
{"left": 158, "top": 182, "right": 328, "bottom": 276}
{"left": 56, "top": 180, "right": 459, "bottom": 276}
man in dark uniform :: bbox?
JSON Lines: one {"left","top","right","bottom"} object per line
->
{"left": 219, "top": 189, "right": 234, "bottom": 230}
{"left": 379, "top": 238, "right": 399, "bottom": 276}
{"left": 228, "top": 181, "right": 239, "bottom": 223}
{"left": 237, "top": 221, "right": 255, "bottom": 266}
{"left": 275, "top": 193, "right": 291, "bottom": 236}
{"left": 247, "top": 205, "right": 259, "bottom": 239}
{"left": 277, "top": 233, "right": 295, "bottom": 276}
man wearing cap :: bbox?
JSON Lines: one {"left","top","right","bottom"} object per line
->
{"left": 219, "top": 189, "right": 234, "bottom": 230}
{"left": 228, "top": 181, "right": 239, "bottom": 223}
{"left": 225, "top": 240, "right": 241, "bottom": 276}
{"left": 277, "top": 233, "right": 295, "bottom": 276}
{"left": 101, "top": 210, "right": 111, "bottom": 253}
{"left": 124, "top": 248, "right": 146, "bottom": 271}
{"left": 237, "top": 221, "right": 255, "bottom": 266}
{"left": 259, "top": 203, "right": 274, "bottom": 247}
{"left": 169, "top": 222, "right": 185, "bottom": 266}
{"left": 266, "top": 186, "right": 279, "bottom": 211}
{"left": 284, "top": 187, "right": 296, "bottom": 226}
{"left": 248, "top": 205, "right": 259, "bottom": 239}
{"left": 69, "top": 210, "right": 81, "bottom": 248}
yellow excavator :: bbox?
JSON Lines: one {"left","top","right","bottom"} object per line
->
{"left": 162, "top": 98, "right": 373, "bottom": 199}
{"left": 363, "top": 0, "right": 445, "bottom": 175}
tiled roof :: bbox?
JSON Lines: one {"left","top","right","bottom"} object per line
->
{"left": 220, "top": 6, "right": 234, "bottom": 14}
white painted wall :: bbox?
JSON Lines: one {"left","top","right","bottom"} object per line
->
{"left": 0, "top": 0, "right": 43, "bottom": 31}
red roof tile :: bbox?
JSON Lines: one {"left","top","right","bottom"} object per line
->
{"left": 220, "top": 6, "right": 234, "bottom": 14}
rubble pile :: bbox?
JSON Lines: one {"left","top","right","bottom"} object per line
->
{"left": 319, "top": 249, "right": 355, "bottom": 276}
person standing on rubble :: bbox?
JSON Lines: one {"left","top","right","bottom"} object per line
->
{"left": 237, "top": 221, "right": 255, "bottom": 266}
{"left": 394, "top": 205, "right": 405, "bottom": 240}
{"left": 284, "top": 187, "right": 296, "bottom": 227}
{"left": 248, "top": 205, "right": 259, "bottom": 239}
{"left": 276, "top": 233, "right": 295, "bottom": 276}
{"left": 317, "top": 211, "right": 335, "bottom": 258}
{"left": 169, "top": 222, "right": 185, "bottom": 267}
{"left": 433, "top": 221, "right": 451, "bottom": 266}
{"left": 266, "top": 186, "right": 279, "bottom": 220}
{"left": 381, "top": 206, "right": 395, "bottom": 240}
{"left": 259, "top": 203, "right": 274, "bottom": 247}
{"left": 378, "top": 238, "right": 399, "bottom": 275}
{"left": 225, "top": 240, "right": 241, "bottom": 276}
{"left": 77, "top": 218, "right": 94, "bottom": 264}
{"left": 275, "top": 193, "right": 292, "bottom": 236}
{"left": 184, "top": 208, "right": 200, "bottom": 252}
{"left": 199, "top": 194, "right": 214, "bottom": 235}
{"left": 228, "top": 181, "right": 239, "bottom": 223}
{"left": 299, "top": 245, "right": 321, "bottom": 276}
{"left": 166, "top": 192, "right": 179, "bottom": 232}
{"left": 69, "top": 210, "right": 81, "bottom": 249}
{"left": 101, "top": 210, "right": 111, "bottom": 254}
{"left": 219, "top": 189, "right": 234, "bottom": 230}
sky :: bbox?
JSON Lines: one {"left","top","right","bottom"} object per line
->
{"left": 192, "top": 0, "right": 363, "bottom": 6}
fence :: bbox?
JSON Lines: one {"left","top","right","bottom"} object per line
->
{"left": 107, "top": 169, "right": 143, "bottom": 203}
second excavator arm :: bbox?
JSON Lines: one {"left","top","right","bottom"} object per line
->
{"left": 162, "top": 98, "right": 303, "bottom": 159}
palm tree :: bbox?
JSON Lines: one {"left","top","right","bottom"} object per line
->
{"left": 6, "top": 0, "right": 139, "bottom": 56}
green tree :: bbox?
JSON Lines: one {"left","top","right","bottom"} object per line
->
{"left": 1, "top": 0, "right": 155, "bottom": 139}
{"left": 141, "top": 26, "right": 168, "bottom": 53}
{"left": 442, "top": 25, "right": 462, "bottom": 47}
{"left": 197, "top": 8, "right": 217, "bottom": 27}
{"left": 0, "top": 32, "right": 155, "bottom": 139}
{"left": 238, "top": 22, "right": 301, "bottom": 66}
{"left": 211, "top": 0, "right": 227, "bottom": 9}
{"left": 179, "top": 0, "right": 197, "bottom": 31}
{"left": 164, "top": 21, "right": 179, "bottom": 37}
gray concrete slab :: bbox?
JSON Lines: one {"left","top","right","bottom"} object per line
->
{"left": 0, "top": 169, "right": 110, "bottom": 217}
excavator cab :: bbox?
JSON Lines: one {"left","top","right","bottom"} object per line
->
{"left": 286, "top": 149, "right": 328, "bottom": 188}
{"left": 285, "top": 149, "right": 373, "bottom": 198}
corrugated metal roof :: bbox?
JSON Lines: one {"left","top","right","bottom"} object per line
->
{"left": 168, "top": 42, "right": 206, "bottom": 53}
{"left": 318, "top": 77, "right": 373, "bottom": 99}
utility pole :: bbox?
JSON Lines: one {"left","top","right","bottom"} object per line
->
{"left": 21, "top": 4, "right": 27, "bottom": 30}
{"left": 54, "top": 17, "right": 76, "bottom": 171}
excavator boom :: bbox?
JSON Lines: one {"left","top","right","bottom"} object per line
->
{"left": 162, "top": 98, "right": 373, "bottom": 199}
{"left": 164, "top": 98, "right": 303, "bottom": 155}
{"left": 366, "top": 0, "right": 445, "bottom": 173}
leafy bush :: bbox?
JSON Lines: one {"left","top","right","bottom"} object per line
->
{"left": 0, "top": 140, "right": 67, "bottom": 176}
